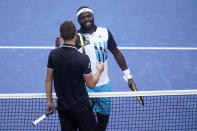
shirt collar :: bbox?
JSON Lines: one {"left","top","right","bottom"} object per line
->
{"left": 62, "top": 44, "right": 77, "bottom": 50}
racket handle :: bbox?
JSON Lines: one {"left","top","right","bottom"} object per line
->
{"left": 123, "top": 76, "right": 136, "bottom": 91}
{"left": 32, "top": 114, "right": 46, "bottom": 125}
{"left": 123, "top": 76, "right": 144, "bottom": 105}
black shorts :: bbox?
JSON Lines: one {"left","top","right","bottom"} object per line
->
{"left": 57, "top": 100, "right": 96, "bottom": 131}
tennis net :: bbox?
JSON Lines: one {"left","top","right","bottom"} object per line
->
{"left": 0, "top": 90, "right": 197, "bottom": 131}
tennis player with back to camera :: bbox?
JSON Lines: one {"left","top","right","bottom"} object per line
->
{"left": 56, "top": 6, "right": 136, "bottom": 131}
{"left": 45, "top": 20, "right": 104, "bottom": 131}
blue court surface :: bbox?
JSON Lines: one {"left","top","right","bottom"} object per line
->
{"left": 0, "top": 0, "right": 197, "bottom": 93}
{"left": 0, "top": 0, "right": 197, "bottom": 130}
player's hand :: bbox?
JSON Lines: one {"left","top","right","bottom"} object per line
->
{"left": 55, "top": 37, "right": 61, "bottom": 47}
{"left": 128, "top": 78, "right": 136, "bottom": 91}
{"left": 46, "top": 102, "right": 56, "bottom": 114}
{"left": 96, "top": 62, "right": 104, "bottom": 73}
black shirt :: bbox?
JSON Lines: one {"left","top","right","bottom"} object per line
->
{"left": 47, "top": 44, "right": 91, "bottom": 111}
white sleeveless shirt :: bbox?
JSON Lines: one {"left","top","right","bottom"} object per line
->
{"left": 78, "top": 27, "right": 110, "bottom": 86}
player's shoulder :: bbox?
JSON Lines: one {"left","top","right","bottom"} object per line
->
{"left": 76, "top": 52, "right": 90, "bottom": 63}
{"left": 97, "top": 26, "right": 108, "bottom": 31}
{"left": 79, "top": 51, "right": 89, "bottom": 58}
{"left": 96, "top": 26, "right": 110, "bottom": 35}
{"left": 78, "top": 51, "right": 89, "bottom": 58}
{"left": 50, "top": 47, "right": 67, "bottom": 57}
{"left": 49, "top": 48, "right": 58, "bottom": 54}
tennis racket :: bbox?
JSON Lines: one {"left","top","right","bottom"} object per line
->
{"left": 123, "top": 76, "right": 144, "bottom": 105}
{"left": 32, "top": 109, "right": 54, "bottom": 125}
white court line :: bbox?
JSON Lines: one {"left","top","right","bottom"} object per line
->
{"left": 0, "top": 46, "right": 197, "bottom": 50}
{"left": 0, "top": 46, "right": 54, "bottom": 49}
{"left": 118, "top": 47, "right": 197, "bottom": 50}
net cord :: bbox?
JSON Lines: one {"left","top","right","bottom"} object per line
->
{"left": 0, "top": 89, "right": 197, "bottom": 99}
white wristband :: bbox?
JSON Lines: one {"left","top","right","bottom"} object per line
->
{"left": 123, "top": 69, "right": 132, "bottom": 79}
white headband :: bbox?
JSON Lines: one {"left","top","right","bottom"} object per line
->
{"left": 76, "top": 8, "right": 93, "bottom": 17}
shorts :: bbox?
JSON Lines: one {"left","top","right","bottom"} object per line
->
{"left": 86, "top": 82, "right": 112, "bottom": 115}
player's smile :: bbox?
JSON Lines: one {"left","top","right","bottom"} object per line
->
{"left": 78, "top": 11, "right": 94, "bottom": 29}
{"left": 85, "top": 21, "right": 92, "bottom": 27}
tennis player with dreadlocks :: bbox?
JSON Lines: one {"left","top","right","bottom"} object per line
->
{"left": 56, "top": 6, "right": 136, "bottom": 131}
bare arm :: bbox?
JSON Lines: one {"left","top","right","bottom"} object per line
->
{"left": 45, "top": 68, "right": 56, "bottom": 113}
{"left": 110, "top": 47, "right": 128, "bottom": 70}
{"left": 83, "top": 62, "right": 104, "bottom": 89}
{"left": 110, "top": 47, "right": 136, "bottom": 86}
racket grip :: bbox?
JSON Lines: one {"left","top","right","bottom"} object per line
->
{"left": 123, "top": 76, "right": 136, "bottom": 91}
{"left": 33, "top": 114, "right": 46, "bottom": 125}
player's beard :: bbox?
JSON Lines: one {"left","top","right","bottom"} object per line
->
{"left": 81, "top": 19, "right": 94, "bottom": 32}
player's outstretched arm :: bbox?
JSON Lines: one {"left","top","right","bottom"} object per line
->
{"left": 110, "top": 47, "right": 136, "bottom": 86}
